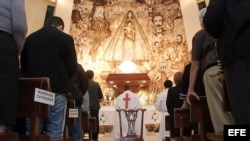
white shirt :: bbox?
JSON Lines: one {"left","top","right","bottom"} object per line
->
{"left": 113, "top": 90, "right": 147, "bottom": 141}
{"left": 155, "top": 88, "right": 170, "bottom": 141}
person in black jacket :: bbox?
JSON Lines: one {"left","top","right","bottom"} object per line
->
{"left": 166, "top": 71, "right": 191, "bottom": 138}
{"left": 86, "top": 70, "right": 104, "bottom": 141}
{"left": 203, "top": 0, "right": 250, "bottom": 125}
{"left": 68, "top": 63, "right": 89, "bottom": 141}
{"left": 21, "top": 16, "right": 77, "bottom": 139}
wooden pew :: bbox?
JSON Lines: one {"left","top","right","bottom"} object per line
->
{"left": 174, "top": 108, "right": 192, "bottom": 141}
{"left": 0, "top": 132, "right": 18, "bottom": 141}
{"left": 63, "top": 100, "right": 76, "bottom": 141}
{"left": 189, "top": 96, "right": 223, "bottom": 141}
{"left": 17, "top": 77, "right": 52, "bottom": 141}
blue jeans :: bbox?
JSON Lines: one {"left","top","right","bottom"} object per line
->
{"left": 26, "top": 93, "right": 67, "bottom": 138}
{"left": 69, "top": 106, "right": 82, "bottom": 140}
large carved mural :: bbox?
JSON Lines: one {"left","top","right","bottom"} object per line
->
{"left": 69, "top": 0, "right": 190, "bottom": 105}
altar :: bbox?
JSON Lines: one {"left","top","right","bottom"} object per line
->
{"left": 98, "top": 105, "right": 166, "bottom": 133}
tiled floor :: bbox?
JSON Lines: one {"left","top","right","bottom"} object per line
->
{"left": 97, "top": 131, "right": 160, "bottom": 141}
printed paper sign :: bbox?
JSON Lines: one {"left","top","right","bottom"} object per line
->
{"left": 34, "top": 88, "right": 55, "bottom": 106}
{"left": 69, "top": 108, "right": 78, "bottom": 118}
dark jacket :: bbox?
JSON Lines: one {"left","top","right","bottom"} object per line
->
{"left": 88, "top": 79, "right": 104, "bottom": 110}
{"left": 203, "top": 0, "right": 250, "bottom": 67}
{"left": 69, "top": 64, "right": 89, "bottom": 106}
{"left": 166, "top": 84, "right": 186, "bottom": 138}
{"left": 21, "top": 26, "right": 77, "bottom": 93}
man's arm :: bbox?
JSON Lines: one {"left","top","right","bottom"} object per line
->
{"left": 97, "top": 84, "right": 104, "bottom": 102}
{"left": 65, "top": 36, "right": 77, "bottom": 79}
{"left": 78, "top": 64, "right": 89, "bottom": 95}
{"left": 187, "top": 60, "right": 200, "bottom": 104}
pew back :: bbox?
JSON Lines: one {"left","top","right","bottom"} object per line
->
{"left": 18, "top": 77, "right": 51, "bottom": 141}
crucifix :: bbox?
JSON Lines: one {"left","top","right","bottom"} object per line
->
{"left": 123, "top": 93, "right": 131, "bottom": 109}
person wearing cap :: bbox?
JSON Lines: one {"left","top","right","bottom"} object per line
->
{"left": 186, "top": 8, "right": 234, "bottom": 132}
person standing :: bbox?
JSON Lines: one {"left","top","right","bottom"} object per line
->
{"left": 21, "top": 16, "right": 77, "bottom": 140}
{"left": 167, "top": 71, "right": 191, "bottom": 138}
{"left": 187, "top": 8, "right": 234, "bottom": 132}
{"left": 85, "top": 70, "right": 104, "bottom": 141}
{"left": 0, "top": 0, "right": 27, "bottom": 132}
{"left": 154, "top": 80, "right": 173, "bottom": 141}
{"left": 203, "top": 0, "right": 250, "bottom": 125}
{"left": 113, "top": 84, "right": 147, "bottom": 141}
{"left": 180, "top": 62, "right": 214, "bottom": 136}
{"left": 68, "top": 63, "right": 89, "bottom": 141}
{"left": 180, "top": 62, "right": 206, "bottom": 108}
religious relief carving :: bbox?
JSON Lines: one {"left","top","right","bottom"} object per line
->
{"left": 69, "top": 0, "right": 190, "bottom": 105}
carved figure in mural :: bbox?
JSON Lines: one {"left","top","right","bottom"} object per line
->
{"left": 163, "top": 2, "right": 182, "bottom": 33}
{"left": 151, "top": 13, "right": 167, "bottom": 38}
{"left": 123, "top": 20, "right": 135, "bottom": 60}
{"left": 148, "top": 6, "right": 154, "bottom": 17}
{"left": 172, "top": 34, "right": 188, "bottom": 62}
{"left": 102, "top": 10, "right": 152, "bottom": 62}
{"left": 89, "top": 5, "right": 111, "bottom": 61}
{"left": 70, "top": 9, "right": 89, "bottom": 61}
{"left": 90, "top": 6, "right": 111, "bottom": 36}
{"left": 150, "top": 40, "right": 173, "bottom": 95}
{"left": 70, "top": 9, "right": 89, "bottom": 34}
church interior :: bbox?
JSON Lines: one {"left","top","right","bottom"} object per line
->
{"left": 23, "top": 0, "right": 210, "bottom": 140}
{"left": 26, "top": 0, "right": 209, "bottom": 106}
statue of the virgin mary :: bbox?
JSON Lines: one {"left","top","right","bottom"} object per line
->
{"left": 102, "top": 10, "right": 152, "bottom": 62}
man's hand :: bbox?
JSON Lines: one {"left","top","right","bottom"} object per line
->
{"left": 187, "top": 91, "right": 200, "bottom": 105}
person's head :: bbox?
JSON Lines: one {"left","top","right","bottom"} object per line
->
{"left": 72, "top": 9, "right": 82, "bottom": 23}
{"left": 45, "top": 16, "right": 64, "bottom": 31}
{"left": 123, "top": 83, "right": 131, "bottom": 91}
{"left": 126, "top": 20, "right": 132, "bottom": 27}
{"left": 173, "top": 71, "right": 183, "bottom": 85}
{"left": 166, "top": 3, "right": 180, "bottom": 19}
{"left": 127, "top": 10, "right": 133, "bottom": 18}
{"left": 86, "top": 70, "right": 94, "bottom": 79}
{"left": 154, "top": 41, "right": 160, "bottom": 47}
{"left": 148, "top": 7, "right": 153, "bottom": 15}
{"left": 199, "top": 7, "right": 207, "bottom": 27}
{"left": 176, "top": 34, "right": 183, "bottom": 45}
{"left": 152, "top": 13, "right": 164, "bottom": 27}
{"left": 164, "top": 80, "right": 173, "bottom": 88}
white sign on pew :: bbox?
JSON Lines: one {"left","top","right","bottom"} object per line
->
{"left": 69, "top": 108, "right": 78, "bottom": 118}
{"left": 34, "top": 88, "right": 55, "bottom": 106}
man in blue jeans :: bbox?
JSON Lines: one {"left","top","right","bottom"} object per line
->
{"left": 68, "top": 64, "right": 89, "bottom": 141}
{"left": 21, "top": 16, "right": 77, "bottom": 140}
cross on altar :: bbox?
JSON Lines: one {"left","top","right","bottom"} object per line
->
{"left": 123, "top": 93, "right": 131, "bottom": 109}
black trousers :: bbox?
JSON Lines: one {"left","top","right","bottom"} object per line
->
{"left": 223, "top": 52, "right": 250, "bottom": 124}
{"left": 90, "top": 109, "right": 100, "bottom": 140}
